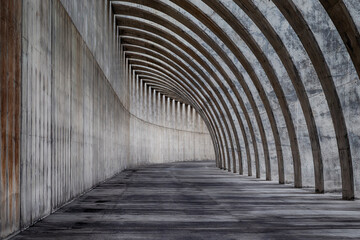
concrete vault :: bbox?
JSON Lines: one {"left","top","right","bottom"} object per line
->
{"left": 1, "top": 0, "right": 360, "bottom": 239}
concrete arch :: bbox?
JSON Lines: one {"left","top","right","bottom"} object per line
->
{"left": 103, "top": 0, "right": 359, "bottom": 197}
{"left": 203, "top": 0, "right": 324, "bottom": 191}
{"left": 135, "top": 70, "right": 225, "bottom": 171}
{"left": 124, "top": 42, "right": 248, "bottom": 173}
{"left": 114, "top": 0, "right": 271, "bottom": 181}
{"left": 319, "top": 0, "right": 360, "bottom": 79}
{"left": 127, "top": 58, "right": 233, "bottom": 171}
{"left": 115, "top": 15, "right": 259, "bottom": 178}
{"left": 133, "top": 69, "right": 225, "bottom": 167}
{"left": 120, "top": 31, "right": 252, "bottom": 174}
{"left": 116, "top": 20, "right": 256, "bottom": 175}
{"left": 134, "top": 71, "right": 227, "bottom": 169}
{"left": 6, "top": 1, "right": 360, "bottom": 238}
{"left": 166, "top": 0, "right": 285, "bottom": 184}
{"left": 114, "top": 6, "right": 265, "bottom": 178}
{"left": 137, "top": 78, "right": 223, "bottom": 168}
{"left": 111, "top": 0, "right": 360, "bottom": 198}
{"left": 126, "top": 51, "right": 239, "bottom": 172}
{"left": 129, "top": 60, "right": 228, "bottom": 169}
{"left": 273, "top": 0, "right": 354, "bottom": 200}
{"left": 230, "top": 0, "right": 324, "bottom": 193}
{"left": 130, "top": 70, "right": 223, "bottom": 165}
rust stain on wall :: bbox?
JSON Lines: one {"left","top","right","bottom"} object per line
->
{"left": 0, "top": 0, "right": 22, "bottom": 238}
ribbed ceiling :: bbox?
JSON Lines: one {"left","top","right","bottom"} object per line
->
{"left": 110, "top": 0, "right": 360, "bottom": 200}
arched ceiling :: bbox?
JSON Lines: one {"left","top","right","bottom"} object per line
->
{"left": 110, "top": 0, "right": 360, "bottom": 200}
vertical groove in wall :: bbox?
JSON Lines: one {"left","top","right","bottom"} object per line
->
{"left": 2, "top": 0, "right": 214, "bottom": 238}
{"left": 17, "top": 0, "right": 133, "bottom": 235}
{"left": 0, "top": 0, "right": 22, "bottom": 238}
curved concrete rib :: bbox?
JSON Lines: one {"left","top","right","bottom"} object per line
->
{"left": 138, "top": 78, "right": 222, "bottom": 162}
{"left": 320, "top": 0, "right": 360, "bottom": 79}
{"left": 136, "top": 72, "right": 226, "bottom": 167}
{"left": 114, "top": 9, "right": 259, "bottom": 177}
{"left": 118, "top": 23, "right": 251, "bottom": 173}
{"left": 128, "top": 57, "right": 234, "bottom": 171}
{"left": 134, "top": 69, "right": 226, "bottom": 168}
{"left": 131, "top": 65, "right": 231, "bottom": 170}
{"left": 114, "top": 0, "right": 270, "bottom": 181}
{"left": 120, "top": 29, "right": 251, "bottom": 174}
{"left": 126, "top": 50, "right": 239, "bottom": 172}
{"left": 109, "top": 0, "right": 358, "bottom": 198}
{"left": 274, "top": 0, "right": 354, "bottom": 200}
{"left": 124, "top": 41, "right": 248, "bottom": 173}
{"left": 131, "top": 68, "right": 224, "bottom": 167}
{"left": 230, "top": 0, "right": 324, "bottom": 192}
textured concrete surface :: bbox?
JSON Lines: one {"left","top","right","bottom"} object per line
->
{"left": 12, "top": 161, "right": 360, "bottom": 240}
{"left": 111, "top": 0, "right": 360, "bottom": 200}
{"left": 0, "top": 0, "right": 22, "bottom": 236}
{"left": 2, "top": 0, "right": 360, "bottom": 238}
{"left": 0, "top": 1, "right": 213, "bottom": 238}
{"left": 19, "top": 0, "right": 132, "bottom": 231}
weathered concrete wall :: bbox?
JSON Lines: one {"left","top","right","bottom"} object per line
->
{"left": 59, "top": 0, "right": 215, "bottom": 166}
{"left": 0, "top": 0, "right": 22, "bottom": 237}
{"left": 60, "top": 0, "right": 128, "bottom": 107}
{"left": 128, "top": 78, "right": 214, "bottom": 166}
{"left": 129, "top": 116, "right": 214, "bottom": 166}
{"left": 0, "top": 0, "right": 214, "bottom": 238}
{"left": 4, "top": 0, "right": 360, "bottom": 238}
{"left": 19, "top": 0, "right": 131, "bottom": 234}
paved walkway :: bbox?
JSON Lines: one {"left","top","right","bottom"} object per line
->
{"left": 14, "top": 161, "right": 360, "bottom": 239}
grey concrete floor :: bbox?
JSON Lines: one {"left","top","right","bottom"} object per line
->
{"left": 13, "top": 161, "right": 360, "bottom": 240}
